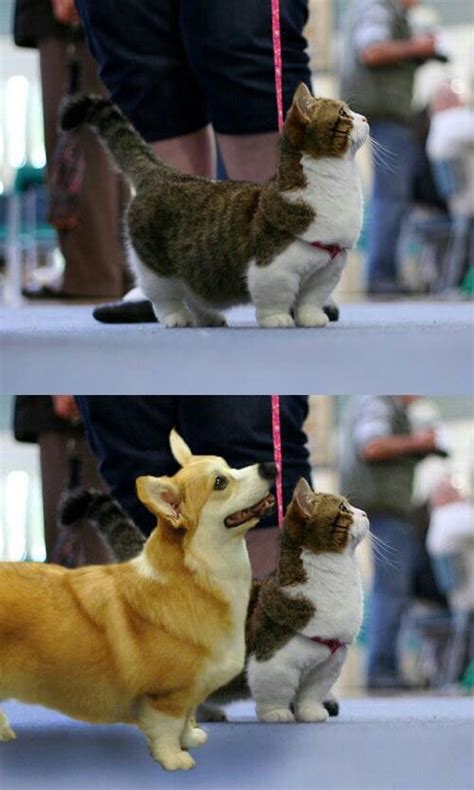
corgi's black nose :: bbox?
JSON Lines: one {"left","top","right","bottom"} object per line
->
{"left": 258, "top": 462, "right": 277, "bottom": 480}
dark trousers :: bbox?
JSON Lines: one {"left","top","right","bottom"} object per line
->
{"left": 76, "top": 396, "right": 311, "bottom": 575}
{"left": 367, "top": 512, "right": 416, "bottom": 681}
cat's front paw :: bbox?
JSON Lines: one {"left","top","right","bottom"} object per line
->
{"left": 0, "top": 725, "right": 17, "bottom": 742}
{"left": 295, "top": 308, "right": 330, "bottom": 328}
{"left": 295, "top": 703, "right": 329, "bottom": 723}
{"left": 181, "top": 726, "right": 208, "bottom": 749}
{"left": 257, "top": 706, "right": 295, "bottom": 723}
{"left": 257, "top": 312, "right": 295, "bottom": 329}
{"left": 162, "top": 311, "right": 194, "bottom": 328}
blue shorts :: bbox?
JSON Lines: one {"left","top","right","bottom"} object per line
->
{"left": 75, "top": 0, "right": 311, "bottom": 141}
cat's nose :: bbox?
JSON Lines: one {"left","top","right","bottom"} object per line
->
{"left": 258, "top": 462, "right": 277, "bottom": 481}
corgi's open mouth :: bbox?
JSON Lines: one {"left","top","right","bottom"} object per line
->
{"left": 225, "top": 494, "right": 276, "bottom": 529}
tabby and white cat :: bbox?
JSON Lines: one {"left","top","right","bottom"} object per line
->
{"left": 61, "top": 84, "right": 369, "bottom": 328}
{"left": 60, "top": 479, "right": 368, "bottom": 723}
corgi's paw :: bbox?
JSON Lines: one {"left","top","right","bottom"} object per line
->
{"left": 162, "top": 310, "right": 194, "bottom": 328}
{"left": 0, "top": 725, "right": 17, "bottom": 742}
{"left": 295, "top": 307, "right": 329, "bottom": 328}
{"left": 257, "top": 706, "right": 295, "bottom": 723}
{"left": 152, "top": 748, "right": 196, "bottom": 771}
{"left": 257, "top": 312, "right": 295, "bottom": 329}
{"left": 295, "top": 703, "right": 329, "bottom": 723}
{"left": 181, "top": 726, "right": 208, "bottom": 749}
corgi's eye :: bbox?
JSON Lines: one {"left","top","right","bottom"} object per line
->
{"left": 339, "top": 503, "right": 350, "bottom": 513}
{"left": 339, "top": 108, "right": 350, "bottom": 118}
{"left": 214, "top": 476, "right": 228, "bottom": 491}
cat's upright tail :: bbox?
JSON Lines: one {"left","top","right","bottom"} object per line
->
{"left": 59, "top": 488, "right": 146, "bottom": 562}
{"left": 60, "top": 95, "right": 172, "bottom": 190}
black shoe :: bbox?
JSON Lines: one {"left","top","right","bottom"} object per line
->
{"left": 323, "top": 698, "right": 340, "bottom": 717}
{"left": 93, "top": 299, "right": 158, "bottom": 323}
{"left": 323, "top": 303, "right": 340, "bottom": 322}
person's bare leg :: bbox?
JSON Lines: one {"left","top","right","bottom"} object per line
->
{"left": 217, "top": 131, "right": 279, "bottom": 183}
{"left": 151, "top": 125, "right": 217, "bottom": 177}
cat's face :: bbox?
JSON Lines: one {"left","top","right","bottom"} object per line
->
{"left": 284, "top": 478, "right": 369, "bottom": 554}
{"left": 284, "top": 83, "right": 369, "bottom": 159}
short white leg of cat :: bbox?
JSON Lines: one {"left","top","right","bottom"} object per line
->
{"left": 180, "top": 717, "right": 208, "bottom": 749}
{"left": 138, "top": 699, "right": 195, "bottom": 770}
{"left": 294, "top": 647, "right": 347, "bottom": 723}
{"left": 130, "top": 252, "right": 194, "bottom": 327}
{"left": 248, "top": 256, "right": 300, "bottom": 328}
{"left": 0, "top": 708, "right": 16, "bottom": 742}
{"left": 294, "top": 253, "right": 347, "bottom": 328}
{"left": 247, "top": 655, "right": 299, "bottom": 722}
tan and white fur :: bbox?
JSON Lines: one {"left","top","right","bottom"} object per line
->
{"left": 0, "top": 431, "right": 275, "bottom": 770}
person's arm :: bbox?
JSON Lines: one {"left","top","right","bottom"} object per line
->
{"left": 361, "top": 35, "right": 437, "bottom": 67}
{"left": 361, "top": 430, "right": 437, "bottom": 462}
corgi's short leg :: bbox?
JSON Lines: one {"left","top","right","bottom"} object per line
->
{"left": 180, "top": 716, "right": 208, "bottom": 749}
{"left": 138, "top": 697, "right": 196, "bottom": 771}
{"left": 0, "top": 708, "right": 16, "bottom": 742}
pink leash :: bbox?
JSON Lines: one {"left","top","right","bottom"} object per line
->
{"left": 271, "top": 0, "right": 284, "bottom": 529}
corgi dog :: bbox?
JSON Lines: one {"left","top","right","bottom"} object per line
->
{"left": 0, "top": 430, "right": 276, "bottom": 771}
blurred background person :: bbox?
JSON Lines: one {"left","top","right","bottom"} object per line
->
{"left": 340, "top": 0, "right": 446, "bottom": 296}
{"left": 339, "top": 395, "right": 445, "bottom": 689}
{"left": 427, "top": 476, "right": 474, "bottom": 619}
{"left": 427, "top": 80, "right": 474, "bottom": 290}
{"left": 13, "top": 0, "right": 128, "bottom": 299}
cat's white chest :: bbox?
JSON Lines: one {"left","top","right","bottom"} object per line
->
{"left": 284, "top": 154, "right": 363, "bottom": 248}
{"left": 286, "top": 550, "right": 364, "bottom": 644}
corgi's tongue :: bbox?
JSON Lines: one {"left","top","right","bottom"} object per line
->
{"left": 225, "top": 494, "right": 276, "bottom": 529}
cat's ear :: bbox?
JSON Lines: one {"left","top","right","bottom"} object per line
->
{"left": 292, "top": 83, "right": 314, "bottom": 123}
{"left": 136, "top": 475, "right": 184, "bottom": 529}
{"left": 170, "top": 429, "right": 193, "bottom": 467}
{"left": 293, "top": 477, "right": 315, "bottom": 519}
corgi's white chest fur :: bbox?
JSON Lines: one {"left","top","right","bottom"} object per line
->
{"left": 286, "top": 549, "right": 364, "bottom": 644}
{"left": 285, "top": 154, "right": 364, "bottom": 249}
{"left": 188, "top": 537, "right": 251, "bottom": 696}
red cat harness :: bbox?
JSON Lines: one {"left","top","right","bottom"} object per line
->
{"left": 309, "top": 636, "right": 346, "bottom": 655}
{"left": 310, "top": 241, "right": 345, "bottom": 261}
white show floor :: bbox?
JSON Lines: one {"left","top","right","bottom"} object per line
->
{"left": 1, "top": 697, "right": 473, "bottom": 790}
{"left": 1, "top": 302, "right": 473, "bottom": 393}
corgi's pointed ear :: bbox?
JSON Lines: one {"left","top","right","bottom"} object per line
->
{"left": 170, "top": 429, "right": 193, "bottom": 467}
{"left": 293, "top": 477, "right": 315, "bottom": 520}
{"left": 292, "top": 82, "right": 314, "bottom": 122}
{"left": 136, "top": 475, "right": 183, "bottom": 529}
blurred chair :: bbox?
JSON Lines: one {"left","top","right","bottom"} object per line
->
{"left": 401, "top": 552, "right": 472, "bottom": 689}
{"left": 0, "top": 173, "right": 57, "bottom": 304}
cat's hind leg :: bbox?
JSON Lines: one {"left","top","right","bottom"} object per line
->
{"left": 294, "top": 253, "right": 347, "bottom": 328}
{"left": 129, "top": 249, "right": 194, "bottom": 328}
{"left": 0, "top": 707, "right": 16, "bottom": 742}
{"left": 294, "top": 646, "right": 347, "bottom": 723}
